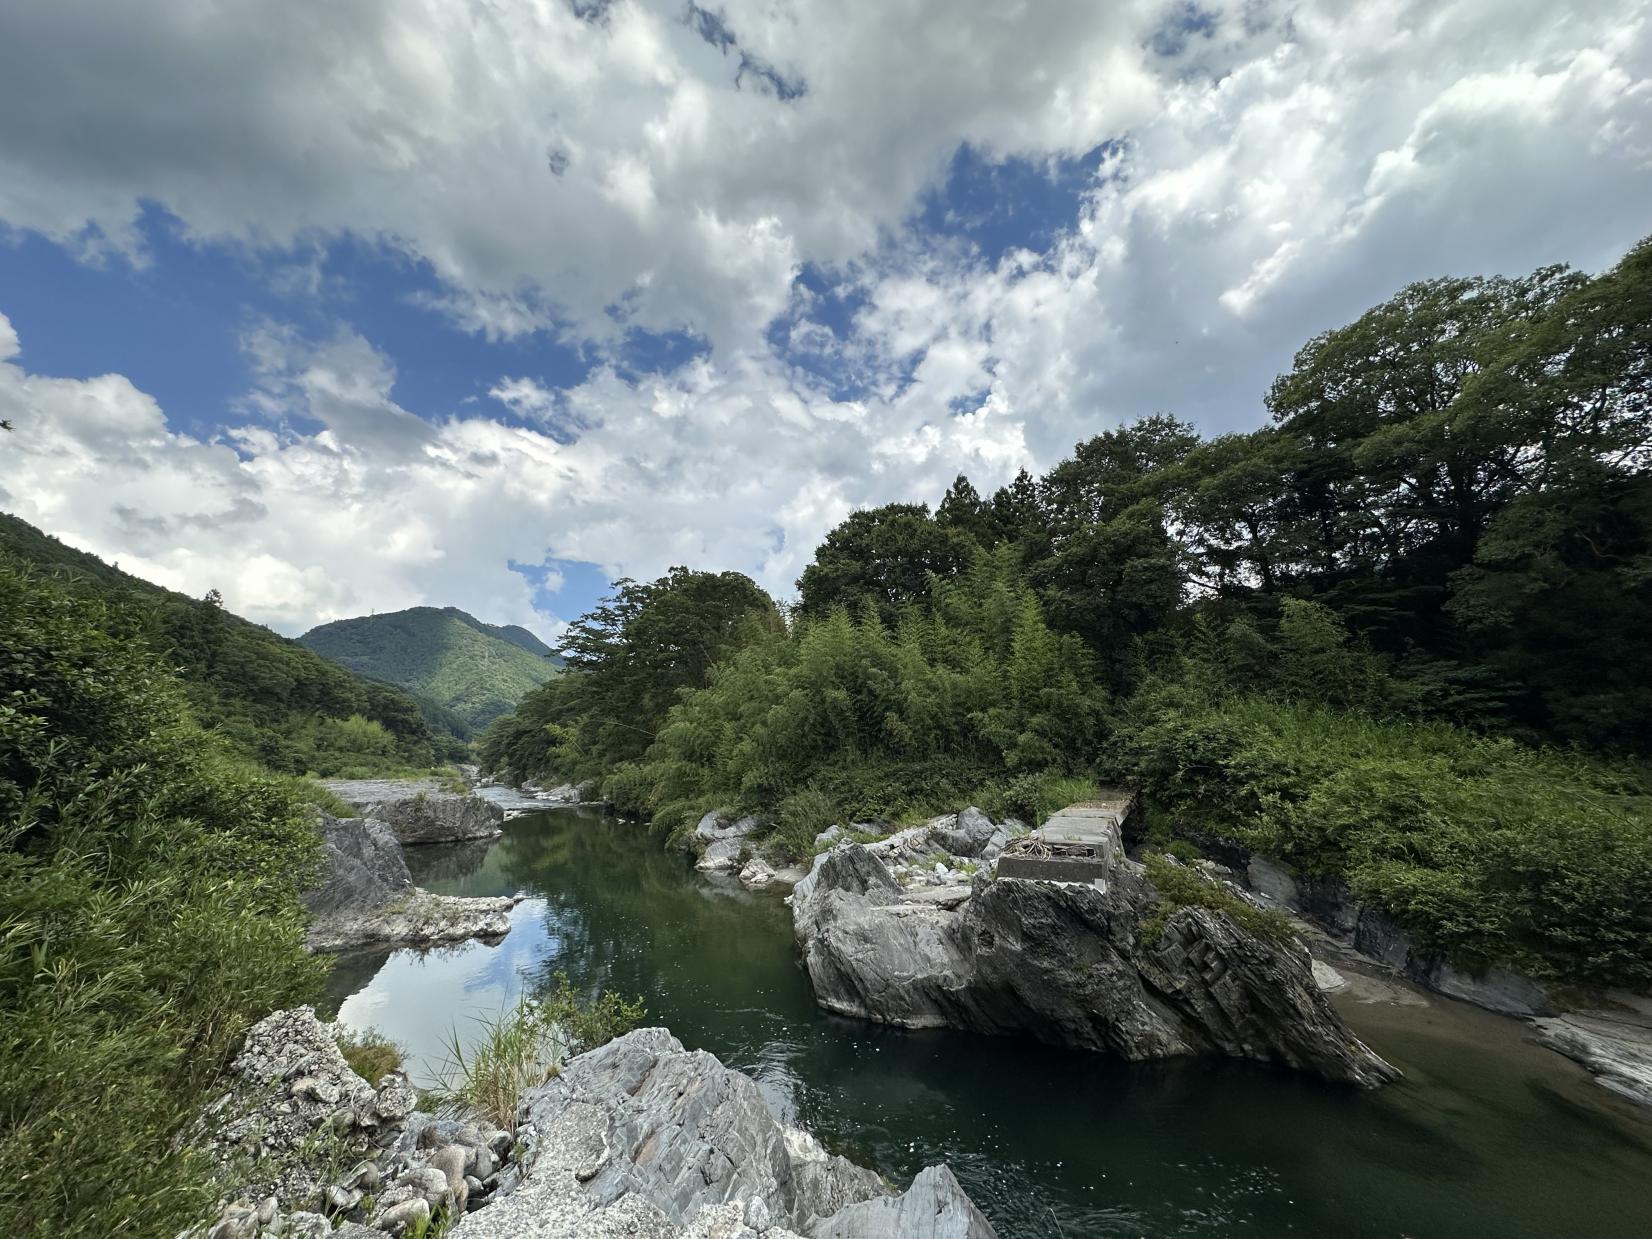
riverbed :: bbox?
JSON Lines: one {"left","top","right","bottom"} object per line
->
{"left": 326, "top": 807, "right": 1652, "bottom": 1238}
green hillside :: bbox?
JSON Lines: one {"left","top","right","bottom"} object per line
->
{"left": 300, "top": 606, "right": 560, "bottom": 733}
{"left": 0, "top": 512, "right": 456, "bottom": 773}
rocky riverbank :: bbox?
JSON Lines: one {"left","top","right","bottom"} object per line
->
{"left": 189, "top": 1007, "right": 520, "bottom": 1239}
{"left": 190, "top": 1012, "right": 995, "bottom": 1238}
{"left": 790, "top": 807, "right": 1398, "bottom": 1088}
{"left": 448, "top": 1027, "right": 994, "bottom": 1239}
{"left": 1235, "top": 853, "right": 1652, "bottom": 1108}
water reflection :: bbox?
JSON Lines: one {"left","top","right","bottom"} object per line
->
{"left": 330, "top": 808, "right": 1652, "bottom": 1239}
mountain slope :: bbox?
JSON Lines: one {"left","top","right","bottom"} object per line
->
{"left": 0, "top": 512, "right": 453, "bottom": 772}
{"left": 300, "top": 606, "right": 560, "bottom": 732}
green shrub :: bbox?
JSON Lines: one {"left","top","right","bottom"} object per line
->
{"left": 769, "top": 790, "right": 838, "bottom": 863}
{"left": 335, "top": 1026, "right": 406, "bottom": 1083}
{"left": 540, "top": 971, "right": 647, "bottom": 1053}
{"left": 1115, "top": 692, "right": 1652, "bottom": 985}
{"left": 0, "top": 559, "right": 324, "bottom": 1238}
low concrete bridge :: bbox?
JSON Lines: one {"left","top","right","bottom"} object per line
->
{"left": 994, "top": 789, "right": 1137, "bottom": 883}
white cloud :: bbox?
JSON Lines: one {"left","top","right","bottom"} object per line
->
{"left": 0, "top": 312, "right": 1026, "bottom": 634}
{"left": 1, "top": 1, "right": 1649, "bottom": 633}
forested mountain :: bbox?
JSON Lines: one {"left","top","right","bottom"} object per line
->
{"left": 0, "top": 513, "right": 454, "bottom": 773}
{"left": 483, "top": 238, "right": 1652, "bottom": 992}
{"left": 301, "top": 606, "right": 561, "bottom": 733}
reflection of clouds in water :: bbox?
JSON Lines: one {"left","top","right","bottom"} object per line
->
{"left": 334, "top": 900, "right": 565, "bottom": 1083}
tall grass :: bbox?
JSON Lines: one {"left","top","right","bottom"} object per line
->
{"left": 435, "top": 999, "right": 568, "bottom": 1132}
{"left": 335, "top": 1026, "right": 406, "bottom": 1083}
{"left": 434, "top": 975, "right": 645, "bottom": 1131}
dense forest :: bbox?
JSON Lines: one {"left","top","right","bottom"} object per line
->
{"left": 300, "top": 606, "right": 561, "bottom": 734}
{"left": 483, "top": 239, "right": 1652, "bottom": 990}
{"left": 0, "top": 515, "right": 462, "bottom": 775}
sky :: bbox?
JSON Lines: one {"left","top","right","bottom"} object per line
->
{"left": 1, "top": 0, "right": 1649, "bottom": 641}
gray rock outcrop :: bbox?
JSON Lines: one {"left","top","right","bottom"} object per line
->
{"left": 447, "top": 1028, "right": 996, "bottom": 1239}
{"left": 302, "top": 814, "right": 522, "bottom": 952}
{"left": 370, "top": 792, "right": 505, "bottom": 845}
{"left": 694, "top": 811, "right": 761, "bottom": 872}
{"left": 792, "top": 838, "right": 1399, "bottom": 1088}
{"left": 1532, "top": 1009, "right": 1652, "bottom": 1108}
{"left": 323, "top": 779, "right": 506, "bottom": 845}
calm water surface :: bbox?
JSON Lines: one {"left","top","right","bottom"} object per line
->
{"left": 327, "top": 808, "right": 1652, "bottom": 1238}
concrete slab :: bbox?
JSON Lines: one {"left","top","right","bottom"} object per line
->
{"left": 996, "top": 856, "right": 1113, "bottom": 884}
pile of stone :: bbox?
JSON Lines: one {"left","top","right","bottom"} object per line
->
{"left": 446, "top": 1027, "right": 996, "bottom": 1239}
{"left": 190, "top": 1008, "right": 521, "bottom": 1239}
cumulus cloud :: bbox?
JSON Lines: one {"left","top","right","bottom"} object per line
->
{"left": 1, "top": 0, "right": 1649, "bottom": 632}
{"left": 0, "top": 312, "right": 1026, "bottom": 633}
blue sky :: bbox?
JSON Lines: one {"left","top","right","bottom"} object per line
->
{"left": 2, "top": 0, "right": 1649, "bottom": 638}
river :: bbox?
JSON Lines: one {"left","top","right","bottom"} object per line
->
{"left": 325, "top": 806, "right": 1652, "bottom": 1238}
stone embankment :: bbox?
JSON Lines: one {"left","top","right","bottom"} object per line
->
{"left": 192, "top": 1014, "right": 995, "bottom": 1239}
{"left": 448, "top": 1027, "right": 995, "bottom": 1239}
{"left": 303, "top": 813, "right": 522, "bottom": 952}
{"left": 789, "top": 802, "right": 1398, "bottom": 1088}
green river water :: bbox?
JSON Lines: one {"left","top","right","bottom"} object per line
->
{"left": 326, "top": 807, "right": 1652, "bottom": 1238}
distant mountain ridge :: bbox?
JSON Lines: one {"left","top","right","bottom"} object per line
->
{"left": 0, "top": 512, "right": 453, "bottom": 771}
{"left": 300, "top": 606, "right": 560, "bottom": 735}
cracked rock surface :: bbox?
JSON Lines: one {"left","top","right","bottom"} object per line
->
{"left": 448, "top": 1028, "right": 996, "bottom": 1239}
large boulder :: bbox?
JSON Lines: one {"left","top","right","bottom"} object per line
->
{"left": 792, "top": 842, "right": 1398, "bottom": 1088}
{"left": 303, "top": 814, "right": 413, "bottom": 918}
{"left": 447, "top": 1028, "right": 996, "bottom": 1238}
{"left": 368, "top": 792, "right": 505, "bottom": 845}
{"left": 301, "top": 815, "right": 522, "bottom": 952}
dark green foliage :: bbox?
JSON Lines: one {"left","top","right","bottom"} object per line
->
{"left": 479, "top": 568, "right": 783, "bottom": 784}
{"left": 1114, "top": 689, "right": 1652, "bottom": 987}
{"left": 0, "top": 513, "right": 452, "bottom": 774}
{"left": 796, "top": 502, "right": 980, "bottom": 624}
{"left": 769, "top": 789, "right": 839, "bottom": 864}
{"left": 0, "top": 558, "right": 324, "bottom": 1237}
{"left": 301, "top": 606, "right": 560, "bottom": 733}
